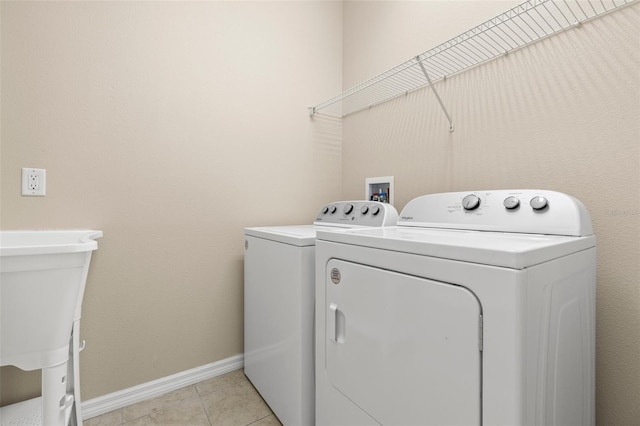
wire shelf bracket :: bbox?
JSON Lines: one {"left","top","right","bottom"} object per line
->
{"left": 416, "top": 55, "right": 454, "bottom": 132}
{"left": 309, "top": 0, "right": 638, "bottom": 128}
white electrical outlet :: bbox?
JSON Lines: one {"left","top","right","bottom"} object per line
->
{"left": 22, "top": 168, "right": 46, "bottom": 196}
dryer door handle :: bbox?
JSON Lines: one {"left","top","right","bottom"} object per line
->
{"left": 328, "top": 303, "right": 346, "bottom": 343}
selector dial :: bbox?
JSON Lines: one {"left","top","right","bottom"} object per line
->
{"left": 322, "top": 206, "right": 329, "bottom": 214}
{"left": 462, "top": 194, "right": 481, "bottom": 211}
{"left": 329, "top": 206, "right": 337, "bottom": 214}
{"left": 371, "top": 206, "right": 381, "bottom": 216}
{"left": 530, "top": 196, "right": 548, "bottom": 211}
{"left": 360, "top": 206, "right": 369, "bottom": 215}
{"left": 343, "top": 204, "right": 354, "bottom": 215}
{"left": 503, "top": 196, "right": 520, "bottom": 210}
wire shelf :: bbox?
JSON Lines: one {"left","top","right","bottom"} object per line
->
{"left": 309, "top": 0, "right": 637, "bottom": 120}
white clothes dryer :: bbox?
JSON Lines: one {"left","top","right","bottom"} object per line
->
{"left": 315, "top": 190, "right": 596, "bottom": 426}
{"left": 244, "top": 201, "right": 398, "bottom": 426}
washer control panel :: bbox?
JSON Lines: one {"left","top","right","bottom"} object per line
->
{"left": 314, "top": 201, "right": 398, "bottom": 227}
{"left": 398, "top": 190, "right": 592, "bottom": 236}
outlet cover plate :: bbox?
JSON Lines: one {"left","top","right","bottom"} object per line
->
{"left": 22, "top": 168, "right": 46, "bottom": 196}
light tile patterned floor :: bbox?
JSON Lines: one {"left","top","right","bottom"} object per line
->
{"left": 84, "top": 369, "right": 282, "bottom": 426}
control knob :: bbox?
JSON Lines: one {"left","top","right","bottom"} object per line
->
{"left": 343, "top": 204, "right": 354, "bottom": 215}
{"left": 360, "top": 206, "right": 369, "bottom": 215}
{"left": 462, "top": 194, "right": 481, "bottom": 211}
{"left": 371, "top": 206, "right": 381, "bottom": 216}
{"left": 321, "top": 206, "right": 329, "bottom": 214}
{"left": 530, "top": 196, "right": 548, "bottom": 211}
{"left": 503, "top": 196, "right": 520, "bottom": 210}
{"left": 329, "top": 206, "right": 337, "bottom": 214}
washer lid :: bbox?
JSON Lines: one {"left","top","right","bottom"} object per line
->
{"left": 245, "top": 225, "right": 317, "bottom": 247}
{"left": 316, "top": 227, "right": 596, "bottom": 269}
{"left": 244, "top": 224, "right": 354, "bottom": 247}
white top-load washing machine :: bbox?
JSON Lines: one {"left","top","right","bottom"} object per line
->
{"left": 315, "top": 190, "right": 596, "bottom": 426}
{"left": 244, "top": 201, "right": 398, "bottom": 426}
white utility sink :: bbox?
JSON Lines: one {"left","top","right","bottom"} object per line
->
{"left": 1, "top": 230, "right": 102, "bottom": 426}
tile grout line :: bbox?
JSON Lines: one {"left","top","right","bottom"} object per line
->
{"left": 85, "top": 370, "right": 281, "bottom": 426}
{"left": 196, "top": 392, "right": 213, "bottom": 426}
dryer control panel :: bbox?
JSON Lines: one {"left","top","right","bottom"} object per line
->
{"left": 398, "top": 190, "right": 592, "bottom": 236}
{"left": 314, "top": 201, "right": 398, "bottom": 228}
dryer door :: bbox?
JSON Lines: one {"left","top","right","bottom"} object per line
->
{"left": 325, "top": 259, "right": 482, "bottom": 426}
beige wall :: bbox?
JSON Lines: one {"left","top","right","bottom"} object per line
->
{"left": 2, "top": 1, "right": 639, "bottom": 424}
{"left": 0, "top": 1, "right": 342, "bottom": 403}
{"left": 342, "top": 1, "right": 639, "bottom": 425}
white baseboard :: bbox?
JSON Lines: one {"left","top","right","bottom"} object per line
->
{"left": 81, "top": 354, "right": 244, "bottom": 419}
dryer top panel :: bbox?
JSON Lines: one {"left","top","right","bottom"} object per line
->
{"left": 316, "top": 227, "right": 595, "bottom": 269}
{"left": 398, "top": 190, "right": 592, "bottom": 237}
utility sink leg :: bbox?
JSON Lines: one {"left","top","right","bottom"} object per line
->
{"left": 42, "top": 362, "right": 69, "bottom": 426}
